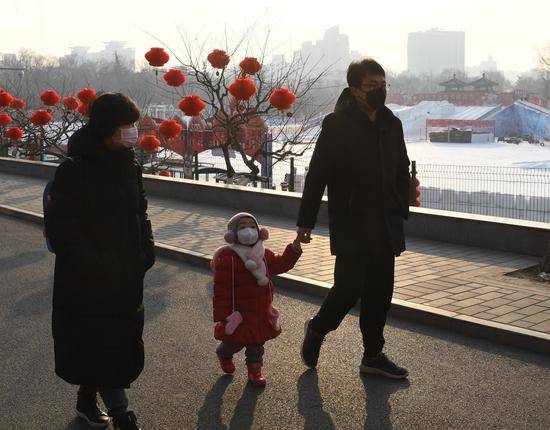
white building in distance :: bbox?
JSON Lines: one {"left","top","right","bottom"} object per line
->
{"left": 407, "top": 29, "right": 465, "bottom": 75}
{"left": 61, "top": 41, "right": 135, "bottom": 71}
{"left": 293, "top": 26, "right": 353, "bottom": 75}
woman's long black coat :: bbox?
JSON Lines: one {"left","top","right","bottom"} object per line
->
{"left": 46, "top": 126, "right": 155, "bottom": 388}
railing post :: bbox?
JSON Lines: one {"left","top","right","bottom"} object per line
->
{"left": 194, "top": 152, "right": 199, "bottom": 180}
{"left": 289, "top": 157, "right": 295, "bottom": 192}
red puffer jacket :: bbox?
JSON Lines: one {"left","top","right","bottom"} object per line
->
{"left": 213, "top": 243, "right": 301, "bottom": 345}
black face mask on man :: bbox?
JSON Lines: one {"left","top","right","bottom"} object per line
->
{"left": 363, "top": 86, "right": 387, "bottom": 110}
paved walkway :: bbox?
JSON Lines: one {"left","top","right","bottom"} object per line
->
{"left": 1, "top": 171, "right": 550, "bottom": 336}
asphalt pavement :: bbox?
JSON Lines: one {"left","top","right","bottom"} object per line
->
{"left": 1, "top": 215, "right": 549, "bottom": 430}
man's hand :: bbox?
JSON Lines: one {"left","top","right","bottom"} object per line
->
{"left": 296, "top": 227, "right": 313, "bottom": 244}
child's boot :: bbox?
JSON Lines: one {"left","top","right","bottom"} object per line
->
{"left": 218, "top": 355, "right": 236, "bottom": 374}
{"left": 247, "top": 362, "right": 266, "bottom": 387}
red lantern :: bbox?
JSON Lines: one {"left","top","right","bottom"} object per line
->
{"left": 139, "top": 135, "right": 161, "bottom": 153}
{"left": 0, "top": 91, "right": 14, "bottom": 108}
{"left": 228, "top": 78, "right": 257, "bottom": 101}
{"left": 5, "top": 126, "right": 23, "bottom": 141}
{"left": 77, "top": 88, "right": 96, "bottom": 104}
{"left": 31, "top": 110, "right": 52, "bottom": 126}
{"left": 145, "top": 47, "right": 170, "bottom": 67}
{"left": 77, "top": 103, "right": 90, "bottom": 117}
{"left": 178, "top": 96, "right": 206, "bottom": 116}
{"left": 239, "top": 57, "right": 261, "bottom": 75}
{"left": 0, "top": 113, "right": 13, "bottom": 127}
{"left": 158, "top": 170, "right": 170, "bottom": 177}
{"left": 158, "top": 120, "right": 183, "bottom": 139}
{"left": 62, "top": 96, "right": 79, "bottom": 111}
{"left": 10, "top": 98, "right": 25, "bottom": 110}
{"left": 269, "top": 87, "right": 297, "bottom": 110}
{"left": 163, "top": 69, "right": 186, "bottom": 87}
{"left": 207, "top": 49, "right": 230, "bottom": 69}
{"left": 40, "top": 90, "right": 61, "bottom": 106}
{"left": 415, "top": 178, "right": 421, "bottom": 207}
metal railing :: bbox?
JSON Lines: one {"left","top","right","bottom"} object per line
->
{"left": 158, "top": 153, "right": 550, "bottom": 222}
{"left": 415, "top": 164, "right": 550, "bottom": 222}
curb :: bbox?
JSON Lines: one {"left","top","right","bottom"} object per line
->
{"left": 2, "top": 204, "right": 549, "bottom": 357}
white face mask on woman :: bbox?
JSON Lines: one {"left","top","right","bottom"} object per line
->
{"left": 237, "top": 227, "right": 259, "bottom": 245}
{"left": 119, "top": 126, "right": 139, "bottom": 148}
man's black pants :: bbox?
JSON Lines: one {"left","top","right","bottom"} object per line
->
{"left": 311, "top": 249, "right": 395, "bottom": 358}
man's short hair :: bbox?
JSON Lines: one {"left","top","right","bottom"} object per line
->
{"left": 88, "top": 93, "right": 140, "bottom": 139}
{"left": 346, "top": 59, "right": 385, "bottom": 88}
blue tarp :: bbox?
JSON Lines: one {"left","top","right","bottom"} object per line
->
{"left": 488, "top": 101, "right": 550, "bottom": 140}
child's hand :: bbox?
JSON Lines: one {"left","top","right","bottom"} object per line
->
{"left": 292, "top": 237, "right": 302, "bottom": 252}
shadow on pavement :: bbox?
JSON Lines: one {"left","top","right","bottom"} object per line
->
{"left": 388, "top": 316, "right": 550, "bottom": 368}
{"left": 297, "top": 369, "right": 336, "bottom": 430}
{"left": 228, "top": 384, "right": 263, "bottom": 430}
{"left": 11, "top": 282, "right": 51, "bottom": 318}
{"left": 64, "top": 416, "right": 106, "bottom": 430}
{"left": 196, "top": 375, "right": 233, "bottom": 430}
{"left": 0, "top": 250, "right": 47, "bottom": 271}
{"left": 361, "top": 374, "right": 410, "bottom": 430}
{"left": 277, "top": 286, "right": 550, "bottom": 368}
{"left": 142, "top": 261, "right": 174, "bottom": 321}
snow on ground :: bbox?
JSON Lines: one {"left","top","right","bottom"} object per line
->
{"left": 405, "top": 140, "right": 550, "bottom": 169}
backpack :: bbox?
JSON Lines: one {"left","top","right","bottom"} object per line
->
{"left": 43, "top": 156, "right": 81, "bottom": 253}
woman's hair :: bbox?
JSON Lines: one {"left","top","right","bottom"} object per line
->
{"left": 346, "top": 58, "right": 385, "bottom": 88}
{"left": 87, "top": 92, "right": 140, "bottom": 139}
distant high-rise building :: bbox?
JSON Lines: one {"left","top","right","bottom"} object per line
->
{"left": 350, "top": 50, "right": 362, "bottom": 62}
{"left": 467, "top": 55, "right": 498, "bottom": 77}
{"left": 479, "top": 55, "right": 497, "bottom": 72}
{"left": 293, "top": 26, "right": 352, "bottom": 73}
{"left": 407, "top": 29, "right": 465, "bottom": 74}
{"left": 62, "top": 41, "right": 135, "bottom": 71}
{"left": 0, "top": 53, "right": 18, "bottom": 66}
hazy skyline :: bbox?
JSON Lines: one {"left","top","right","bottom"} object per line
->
{"left": 1, "top": 0, "right": 549, "bottom": 73}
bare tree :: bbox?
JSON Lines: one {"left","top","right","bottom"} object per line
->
{"left": 0, "top": 101, "right": 84, "bottom": 160}
{"left": 144, "top": 25, "right": 331, "bottom": 182}
{"left": 537, "top": 46, "right": 550, "bottom": 100}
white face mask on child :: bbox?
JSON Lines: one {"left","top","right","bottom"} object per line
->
{"left": 237, "top": 227, "right": 258, "bottom": 245}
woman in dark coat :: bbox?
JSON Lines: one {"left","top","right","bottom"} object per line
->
{"left": 45, "top": 93, "right": 155, "bottom": 430}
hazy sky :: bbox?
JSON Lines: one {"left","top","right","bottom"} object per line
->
{"left": 1, "top": 0, "right": 549, "bottom": 73}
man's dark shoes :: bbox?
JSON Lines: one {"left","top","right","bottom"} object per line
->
{"left": 113, "top": 411, "right": 141, "bottom": 430}
{"left": 301, "top": 318, "right": 325, "bottom": 368}
{"left": 360, "top": 353, "right": 409, "bottom": 379}
{"left": 76, "top": 398, "right": 110, "bottom": 428}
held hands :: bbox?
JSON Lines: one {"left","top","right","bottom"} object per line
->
{"left": 296, "top": 227, "right": 312, "bottom": 243}
{"left": 292, "top": 227, "right": 311, "bottom": 252}
{"left": 292, "top": 237, "right": 302, "bottom": 252}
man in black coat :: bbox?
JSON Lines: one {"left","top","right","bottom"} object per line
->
{"left": 45, "top": 93, "right": 154, "bottom": 429}
{"left": 297, "top": 59, "right": 411, "bottom": 379}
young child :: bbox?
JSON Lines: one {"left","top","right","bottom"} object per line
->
{"left": 211, "top": 212, "right": 302, "bottom": 387}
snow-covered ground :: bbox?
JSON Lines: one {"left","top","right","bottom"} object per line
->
{"left": 405, "top": 140, "right": 550, "bottom": 169}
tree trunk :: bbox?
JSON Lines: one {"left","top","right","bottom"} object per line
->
{"left": 540, "top": 243, "right": 550, "bottom": 280}
{"left": 183, "top": 153, "right": 194, "bottom": 179}
{"left": 222, "top": 145, "right": 235, "bottom": 183}
{"left": 242, "top": 153, "right": 260, "bottom": 176}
